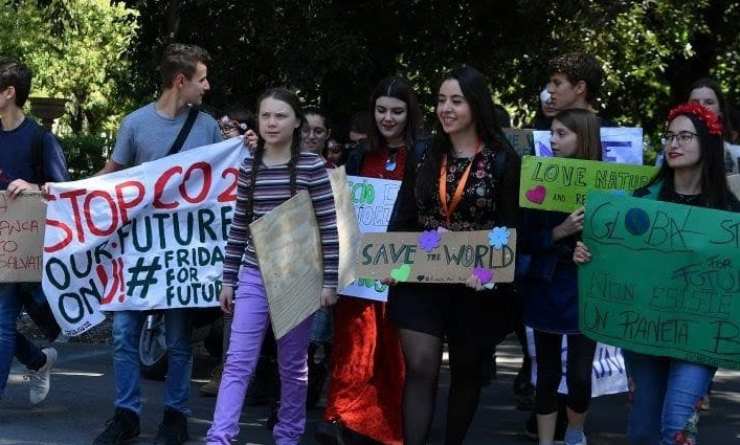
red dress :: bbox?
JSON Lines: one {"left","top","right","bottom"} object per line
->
{"left": 323, "top": 147, "right": 407, "bottom": 445}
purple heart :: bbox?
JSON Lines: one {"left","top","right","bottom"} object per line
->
{"left": 473, "top": 267, "right": 493, "bottom": 284}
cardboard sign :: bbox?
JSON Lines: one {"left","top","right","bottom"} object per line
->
{"left": 339, "top": 176, "right": 401, "bottom": 302}
{"left": 579, "top": 191, "right": 740, "bottom": 369}
{"left": 504, "top": 129, "right": 534, "bottom": 157}
{"left": 42, "top": 138, "right": 245, "bottom": 336}
{"left": 250, "top": 191, "right": 322, "bottom": 339}
{"left": 519, "top": 156, "right": 657, "bottom": 212}
{"left": 328, "top": 167, "right": 360, "bottom": 289}
{"left": 355, "top": 228, "right": 517, "bottom": 284}
{"left": 533, "top": 127, "right": 644, "bottom": 165}
{"left": 0, "top": 192, "right": 45, "bottom": 282}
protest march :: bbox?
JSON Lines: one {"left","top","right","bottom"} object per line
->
{"left": 3, "top": 8, "right": 740, "bottom": 444}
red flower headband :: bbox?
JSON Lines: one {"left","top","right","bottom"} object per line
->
{"left": 667, "top": 102, "right": 723, "bottom": 136}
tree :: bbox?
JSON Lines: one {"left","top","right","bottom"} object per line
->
{"left": 0, "top": 0, "right": 139, "bottom": 135}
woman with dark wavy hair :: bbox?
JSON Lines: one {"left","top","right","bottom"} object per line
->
{"left": 387, "top": 65, "right": 521, "bottom": 445}
{"left": 317, "top": 76, "right": 426, "bottom": 445}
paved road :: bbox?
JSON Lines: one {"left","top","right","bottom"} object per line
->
{"left": 2, "top": 339, "right": 739, "bottom": 444}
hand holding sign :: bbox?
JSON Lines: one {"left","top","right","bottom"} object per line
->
{"left": 554, "top": 207, "right": 585, "bottom": 241}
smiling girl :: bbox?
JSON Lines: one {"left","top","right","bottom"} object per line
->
{"left": 387, "top": 66, "right": 520, "bottom": 445}
{"left": 574, "top": 103, "right": 740, "bottom": 445}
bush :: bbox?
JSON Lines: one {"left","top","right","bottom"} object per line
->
{"left": 58, "top": 134, "right": 112, "bottom": 180}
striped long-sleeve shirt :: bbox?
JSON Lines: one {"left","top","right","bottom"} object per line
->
{"left": 222, "top": 152, "right": 339, "bottom": 288}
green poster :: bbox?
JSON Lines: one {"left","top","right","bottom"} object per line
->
{"left": 579, "top": 191, "right": 740, "bottom": 369}
{"left": 519, "top": 156, "right": 657, "bottom": 213}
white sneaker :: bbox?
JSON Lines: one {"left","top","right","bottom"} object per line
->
{"left": 28, "top": 347, "right": 57, "bottom": 405}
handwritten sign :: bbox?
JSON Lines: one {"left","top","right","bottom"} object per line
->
{"left": 533, "top": 127, "right": 644, "bottom": 165}
{"left": 0, "top": 192, "right": 45, "bottom": 282}
{"left": 354, "top": 228, "right": 517, "bottom": 284}
{"left": 339, "top": 176, "right": 401, "bottom": 301}
{"left": 519, "top": 156, "right": 657, "bottom": 213}
{"left": 250, "top": 191, "right": 322, "bottom": 339}
{"left": 42, "top": 138, "right": 245, "bottom": 336}
{"left": 579, "top": 191, "right": 740, "bottom": 369}
{"left": 504, "top": 129, "right": 534, "bottom": 157}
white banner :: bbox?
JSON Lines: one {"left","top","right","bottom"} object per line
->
{"left": 42, "top": 139, "right": 245, "bottom": 336}
{"left": 526, "top": 327, "right": 628, "bottom": 397}
{"left": 533, "top": 127, "right": 644, "bottom": 165}
{"left": 338, "top": 176, "right": 401, "bottom": 302}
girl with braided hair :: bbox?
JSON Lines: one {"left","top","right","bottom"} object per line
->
{"left": 207, "top": 88, "right": 339, "bottom": 445}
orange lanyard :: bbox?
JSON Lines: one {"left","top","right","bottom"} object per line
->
{"left": 438, "top": 143, "right": 481, "bottom": 225}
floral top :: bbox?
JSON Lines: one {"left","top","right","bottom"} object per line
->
{"left": 418, "top": 149, "right": 499, "bottom": 231}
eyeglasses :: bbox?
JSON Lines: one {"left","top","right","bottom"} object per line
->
{"left": 661, "top": 131, "right": 698, "bottom": 147}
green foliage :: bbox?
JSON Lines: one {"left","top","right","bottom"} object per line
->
{"left": 0, "top": 0, "right": 139, "bottom": 135}
{"left": 58, "top": 134, "right": 112, "bottom": 179}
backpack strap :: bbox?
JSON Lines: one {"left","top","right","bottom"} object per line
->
{"left": 30, "top": 123, "right": 47, "bottom": 185}
{"left": 167, "top": 107, "right": 199, "bottom": 156}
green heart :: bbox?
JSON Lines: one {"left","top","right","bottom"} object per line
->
{"left": 390, "top": 264, "right": 411, "bottom": 282}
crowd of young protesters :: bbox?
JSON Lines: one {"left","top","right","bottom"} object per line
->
{"left": 1, "top": 42, "right": 738, "bottom": 445}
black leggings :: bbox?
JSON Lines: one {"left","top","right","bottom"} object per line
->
{"left": 534, "top": 330, "right": 596, "bottom": 415}
{"left": 399, "top": 328, "right": 484, "bottom": 445}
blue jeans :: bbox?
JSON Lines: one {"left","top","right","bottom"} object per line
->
{"left": 310, "top": 307, "right": 333, "bottom": 344}
{"left": 112, "top": 310, "right": 192, "bottom": 415}
{"left": 625, "top": 350, "right": 714, "bottom": 445}
{"left": 0, "top": 283, "right": 47, "bottom": 397}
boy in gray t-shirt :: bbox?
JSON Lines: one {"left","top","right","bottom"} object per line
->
{"left": 93, "top": 43, "right": 221, "bottom": 445}
{"left": 111, "top": 102, "right": 221, "bottom": 167}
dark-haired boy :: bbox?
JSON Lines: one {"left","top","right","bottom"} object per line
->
{"left": 0, "top": 58, "right": 68, "bottom": 406}
{"left": 93, "top": 43, "right": 221, "bottom": 445}
{"left": 546, "top": 52, "right": 617, "bottom": 127}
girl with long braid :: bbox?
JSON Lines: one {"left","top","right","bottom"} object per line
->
{"left": 207, "top": 88, "right": 339, "bottom": 445}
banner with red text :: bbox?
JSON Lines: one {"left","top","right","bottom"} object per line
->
{"left": 42, "top": 139, "right": 245, "bottom": 336}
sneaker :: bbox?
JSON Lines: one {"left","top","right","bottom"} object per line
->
{"left": 28, "top": 347, "right": 57, "bottom": 405}
{"left": 93, "top": 408, "right": 140, "bottom": 445}
{"left": 153, "top": 407, "right": 189, "bottom": 445}
{"left": 199, "top": 364, "right": 222, "bottom": 397}
{"left": 565, "top": 433, "right": 587, "bottom": 445}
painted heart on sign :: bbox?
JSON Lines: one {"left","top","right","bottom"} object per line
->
{"left": 417, "top": 275, "right": 425, "bottom": 282}
{"left": 390, "top": 264, "right": 411, "bottom": 282}
{"left": 525, "top": 185, "right": 547, "bottom": 205}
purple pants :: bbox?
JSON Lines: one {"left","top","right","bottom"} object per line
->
{"left": 207, "top": 267, "right": 313, "bottom": 445}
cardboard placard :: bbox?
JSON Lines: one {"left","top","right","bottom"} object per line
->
{"left": 328, "top": 167, "right": 360, "bottom": 289}
{"left": 250, "top": 191, "right": 323, "bottom": 339}
{"left": 519, "top": 156, "right": 657, "bottom": 213}
{"left": 503, "top": 129, "right": 534, "bottom": 157}
{"left": 0, "top": 191, "right": 45, "bottom": 282}
{"left": 354, "top": 228, "right": 516, "bottom": 284}
{"left": 579, "top": 191, "right": 740, "bottom": 369}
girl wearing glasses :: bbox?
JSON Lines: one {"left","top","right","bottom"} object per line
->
{"left": 574, "top": 103, "right": 740, "bottom": 445}
{"left": 317, "top": 77, "right": 426, "bottom": 445}
{"left": 386, "top": 66, "right": 520, "bottom": 445}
